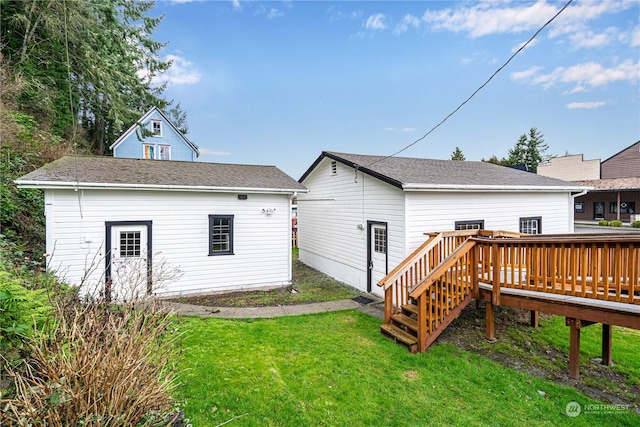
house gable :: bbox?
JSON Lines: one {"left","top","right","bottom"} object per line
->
{"left": 110, "top": 107, "right": 200, "bottom": 162}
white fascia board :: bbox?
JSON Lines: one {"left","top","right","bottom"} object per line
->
{"left": 401, "top": 183, "right": 593, "bottom": 192}
{"left": 15, "top": 180, "right": 308, "bottom": 195}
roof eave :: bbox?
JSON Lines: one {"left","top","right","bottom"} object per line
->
{"left": 401, "top": 183, "right": 592, "bottom": 192}
{"left": 15, "top": 180, "right": 308, "bottom": 194}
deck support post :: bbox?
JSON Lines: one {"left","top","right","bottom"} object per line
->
{"left": 384, "top": 287, "right": 393, "bottom": 324}
{"left": 566, "top": 317, "right": 581, "bottom": 379}
{"left": 486, "top": 301, "right": 495, "bottom": 341}
{"left": 530, "top": 310, "right": 539, "bottom": 328}
{"left": 602, "top": 324, "right": 613, "bottom": 366}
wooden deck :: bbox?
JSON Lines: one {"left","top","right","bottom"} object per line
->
{"left": 378, "top": 230, "right": 640, "bottom": 379}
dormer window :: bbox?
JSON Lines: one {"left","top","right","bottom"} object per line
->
{"left": 151, "top": 120, "right": 162, "bottom": 137}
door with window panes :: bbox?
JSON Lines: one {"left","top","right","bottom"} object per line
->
{"left": 109, "top": 224, "right": 149, "bottom": 300}
{"left": 369, "top": 223, "right": 388, "bottom": 292}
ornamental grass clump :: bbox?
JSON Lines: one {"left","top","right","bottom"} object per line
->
{"left": 3, "top": 301, "right": 181, "bottom": 426}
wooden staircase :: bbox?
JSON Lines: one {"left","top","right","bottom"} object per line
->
{"left": 379, "top": 231, "right": 480, "bottom": 353}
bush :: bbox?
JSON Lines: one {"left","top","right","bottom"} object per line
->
{"left": 609, "top": 220, "right": 623, "bottom": 227}
{"left": 633, "top": 220, "right": 640, "bottom": 228}
{"left": 598, "top": 219, "right": 609, "bottom": 226}
{"left": 3, "top": 302, "right": 181, "bottom": 426}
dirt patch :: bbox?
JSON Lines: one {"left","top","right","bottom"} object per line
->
{"left": 435, "top": 302, "right": 640, "bottom": 409}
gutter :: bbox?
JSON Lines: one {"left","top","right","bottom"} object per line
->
{"left": 15, "top": 180, "right": 309, "bottom": 195}
{"left": 402, "top": 183, "right": 593, "bottom": 192}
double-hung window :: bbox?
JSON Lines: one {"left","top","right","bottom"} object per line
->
{"left": 151, "top": 120, "right": 162, "bottom": 136}
{"left": 209, "top": 215, "right": 234, "bottom": 255}
{"left": 519, "top": 217, "right": 542, "bottom": 235}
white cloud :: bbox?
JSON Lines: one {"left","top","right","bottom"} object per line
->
{"left": 365, "top": 13, "right": 387, "bottom": 31}
{"left": 569, "top": 27, "right": 618, "bottom": 49}
{"left": 139, "top": 55, "right": 201, "bottom": 86}
{"left": 393, "top": 14, "right": 421, "bottom": 35}
{"left": 421, "top": 1, "right": 558, "bottom": 38}
{"left": 267, "top": 8, "right": 284, "bottom": 19}
{"left": 628, "top": 26, "right": 640, "bottom": 47}
{"left": 420, "top": 0, "right": 633, "bottom": 41}
{"left": 510, "top": 66, "right": 544, "bottom": 81}
{"left": 384, "top": 127, "right": 415, "bottom": 132}
{"left": 327, "top": 6, "right": 363, "bottom": 22}
{"left": 513, "top": 60, "right": 639, "bottom": 91}
{"left": 565, "top": 101, "right": 607, "bottom": 109}
{"left": 231, "top": 0, "right": 242, "bottom": 11}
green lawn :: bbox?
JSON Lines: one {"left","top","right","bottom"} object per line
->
{"left": 172, "top": 310, "right": 639, "bottom": 426}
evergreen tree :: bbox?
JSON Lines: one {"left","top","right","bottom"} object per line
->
{"left": 506, "top": 128, "right": 550, "bottom": 171}
{"left": 450, "top": 146, "right": 466, "bottom": 160}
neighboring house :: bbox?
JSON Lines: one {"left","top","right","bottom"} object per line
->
{"left": 16, "top": 156, "right": 307, "bottom": 299}
{"left": 110, "top": 107, "right": 199, "bottom": 161}
{"left": 297, "top": 151, "right": 588, "bottom": 296}
{"left": 536, "top": 154, "right": 600, "bottom": 182}
{"left": 573, "top": 141, "right": 640, "bottom": 222}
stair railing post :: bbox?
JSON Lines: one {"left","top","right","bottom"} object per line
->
{"left": 492, "top": 242, "right": 501, "bottom": 306}
{"left": 418, "top": 292, "right": 427, "bottom": 352}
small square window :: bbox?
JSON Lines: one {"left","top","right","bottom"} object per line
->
{"left": 574, "top": 202, "right": 585, "bottom": 213}
{"left": 519, "top": 217, "right": 541, "bottom": 235}
{"left": 119, "top": 231, "right": 141, "bottom": 257}
{"left": 455, "top": 220, "right": 484, "bottom": 231}
{"left": 151, "top": 120, "right": 162, "bottom": 137}
{"left": 209, "top": 215, "right": 234, "bottom": 256}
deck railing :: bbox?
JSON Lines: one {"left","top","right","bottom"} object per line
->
{"left": 476, "top": 234, "right": 640, "bottom": 306}
{"left": 379, "top": 231, "right": 640, "bottom": 352}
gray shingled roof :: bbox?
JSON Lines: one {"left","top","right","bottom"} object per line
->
{"left": 16, "top": 156, "right": 307, "bottom": 193}
{"left": 315, "top": 152, "right": 586, "bottom": 189}
{"left": 575, "top": 177, "right": 640, "bottom": 191}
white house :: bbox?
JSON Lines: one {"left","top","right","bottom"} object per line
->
{"left": 297, "top": 151, "right": 589, "bottom": 296}
{"left": 16, "top": 156, "right": 307, "bottom": 299}
{"left": 110, "top": 106, "right": 200, "bottom": 162}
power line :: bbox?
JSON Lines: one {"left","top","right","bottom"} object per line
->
{"left": 365, "top": 0, "right": 574, "bottom": 168}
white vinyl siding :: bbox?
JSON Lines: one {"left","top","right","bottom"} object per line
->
{"left": 44, "top": 189, "right": 293, "bottom": 296}
{"left": 405, "top": 191, "right": 573, "bottom": 251}
{"left": 298, "top": 158, "right": 405, "bottom": 294}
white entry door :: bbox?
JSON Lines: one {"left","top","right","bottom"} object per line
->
{"left": 109, "top": 224, "right": 149, "bottom": 301}
{"left": 369, "top": 223, "right": 387, "bottom": 292}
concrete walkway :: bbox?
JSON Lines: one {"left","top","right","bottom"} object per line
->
{"left": 157, "top": 294, "right": 385, "bottom": 320}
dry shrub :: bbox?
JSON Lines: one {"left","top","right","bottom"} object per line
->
{"left": 2, "top": 302, "right": 181, "bottom": 426}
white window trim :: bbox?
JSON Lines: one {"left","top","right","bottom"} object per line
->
{"left": 158, "top": 144, "right": 171, "bottom": 160}
{"left": 143, "top": 143, "right": 155, "bottom": 160}
{"left": 151, "top": 119, "right": 162, "bottom": 137}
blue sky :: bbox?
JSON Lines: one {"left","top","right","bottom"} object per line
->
{"left": 149, "top": 0, "right": 639, "bottom": 179}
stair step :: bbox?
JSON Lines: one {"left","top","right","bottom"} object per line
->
{"left": 380, "top": 324, "right": 418, "bottom": 353}
{"left": 391, "top": 313, "right": 418, "bottom": 332}
{"left": 402, "top": 303, "right": 418, "bottom": 316}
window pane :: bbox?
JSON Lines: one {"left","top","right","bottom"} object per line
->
{"left": 455, "top": 221, "right": 484, "bottom": 231}
{"left": 120, "top": 231, "right": 141, "bottom": 257}
{"left": 519, "top": 218, "right": 540, "bottom": 235}
{"left": 210, "top": 216, "right": 233, "bottom": 255}
{"left": 374, "top": 228, "right": 386, "bottom": 254}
